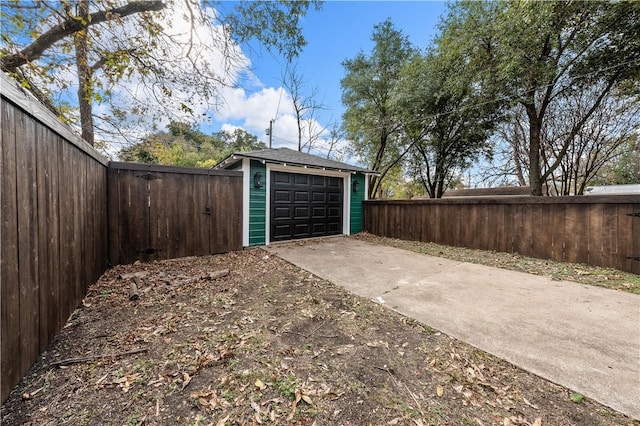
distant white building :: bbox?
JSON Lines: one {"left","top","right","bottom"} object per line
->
{"left": 584, "top": 184, "right": 640, "bottom": 195}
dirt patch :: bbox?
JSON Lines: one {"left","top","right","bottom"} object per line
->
{"left": 2, "top": 248, "right": 637, "bottom": 425}
{"left": 354, "top": 233, "right": 640, "bottom": 294}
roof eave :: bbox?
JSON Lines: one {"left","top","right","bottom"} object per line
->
{"left": 220, "top": 152, "right": 377, "bottom": 174}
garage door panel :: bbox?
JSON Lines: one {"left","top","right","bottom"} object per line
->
{"left": 328, "top": 207, "right": 341, "bottom": 218}
{"left": 294, "top": 191, "right": 309, "bottom": 202}
{"left": 273, "top": 173, "right": 292, "bottom": 184}
{"left": 294, "top": 207, "right": 309, "bottom": 219}
{"left": 274, "top": 206, "right": 291, "bottom": 219}
{"left": 327, "top": 222, "right": 341, "bottom": 232}
{"left": 274, "top": 190, "right": 291, "bottom": 202}
{"left": 312, "top": 206, "right": 325, "bottom": 218}
{"left": 271, "top": 171, "right": 343, "bottom": 242}
{"left": 294, "top": 223, "right": 310, "bottom": 236}
{"left": 312, "top": 192, "right": 326, "bottom": 202}
{"left": 327, "top": 177, "right": 341, "bottom": 187}
{"left": 295, "top": 174, "right": 310, "bottom": 185}
{"left": 311, "top": 223, "right": 326, "bottom": 235}
{"left": 273, "top": 224, "right": 292, "bottom": 239}
{"left": 327, "top": 192, "right": 340, "bottom": 203}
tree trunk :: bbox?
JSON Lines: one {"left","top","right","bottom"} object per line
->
{"left": 74, "top": 0, "right": 94, "bottom": 145}
{"left": 525, "top": 104, "right": 544, "bottom": 196}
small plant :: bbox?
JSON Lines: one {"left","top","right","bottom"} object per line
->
{"left": 274, "top": 374, "right": 297, "bottom": 400}
{"left": 570, "top": 392, "right": 584, "bottom": 403}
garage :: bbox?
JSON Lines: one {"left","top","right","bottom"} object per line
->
{"left": 215, "top": 147, "right": 376, "bottom": 246}
{"left": 271, "top": 171, "right": 343, "bottom": 242}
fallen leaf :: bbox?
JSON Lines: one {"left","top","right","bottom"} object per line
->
{"left": 216, "top": 415, "right": 230, "bottom": 426}
{"left": 181, "top": 372, "right": 191, "bottom": 390}
{"left": 522, "top": 396, "right": 539, "bottom": 410}
{"left": 301, "top": 394, "right": 313, "bottom": 405}
{"left": 570, "top": 392, "right": 584, "bottom": 404}
{"left": 436, "top": 385, "right": 444, "bottom": 397}
{"left": 255, "top": 378, "right": 266, "bottom": 390}
{"left": 335, "top": 344, "right": 355, "bottom": 355}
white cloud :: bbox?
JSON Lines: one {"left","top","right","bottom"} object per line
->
{"left": 23, "top": 1, "right": 349, "bottom": 160}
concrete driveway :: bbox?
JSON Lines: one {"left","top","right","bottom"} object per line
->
{"left": 266, "top": 237, "right": 640, "bottom": 420}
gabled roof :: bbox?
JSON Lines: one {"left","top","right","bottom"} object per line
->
{"left": 215, "top": 147, "right": 378, "bottom": 174}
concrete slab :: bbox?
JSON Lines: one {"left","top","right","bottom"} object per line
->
{"left": 266, "top": 237, "right": 640, "bottom": 420}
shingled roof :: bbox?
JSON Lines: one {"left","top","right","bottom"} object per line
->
{"left": 215, "top": 147, "right": 377, "bottom": 174}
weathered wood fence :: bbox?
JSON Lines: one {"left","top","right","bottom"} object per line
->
{"left": 1, "top": 78, "right": 110, "bottom": 402}
{"left": 108, "top": 163, "right": 242, "bottom": 264}
{"left": 1, "top": 74, "right": 244, "bottom": 403}
{"left": 364, "top": 197, "right": 640, "bottom": 274}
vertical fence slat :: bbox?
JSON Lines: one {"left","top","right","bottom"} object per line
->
{"left": 564, "top": 204, "right": 584, "bottom": 264}
{"left": 614, "top": 204, "right": 633, "bottom": 272}
{"left": 16, "top": 112, "right": 40, "bottom": 376}
{"left": 585, "top": 204, "right": 608, "bottom": 265}
{"left": 550, "top": 203, "right": 566, "bottom": 262}
{"left": 1, "top": 100, "right": 21, "bottom": 402}
{"left": 632, "top": 204, "right": 640, "bottom": 275}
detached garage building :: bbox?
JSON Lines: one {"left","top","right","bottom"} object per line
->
{"left": 215, "top": 148, "right": 376, "bottom": 246}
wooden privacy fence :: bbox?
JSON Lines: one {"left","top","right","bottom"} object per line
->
{"left": 1, "top": 73, "right": 244, "bottom": 403}
{"left": 1, "top": 77, "right": 109, "bottom": 402}
{"left": 363, "top": 196, "right": 640, "bottom": 274}
{"left": 108, "top": 162, "right": 243, "bottom": 264}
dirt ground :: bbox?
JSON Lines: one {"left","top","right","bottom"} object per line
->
{"left": 2, "top": 242, "right": 638, "bottom": 425}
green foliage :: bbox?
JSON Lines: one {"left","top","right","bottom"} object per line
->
{"left": 1, "top": 1, "right": 320, "bottom": 147}
{"left": 341, "top": 19, "right": 417, "bottom": 198}
{"left": 222, "top": 1, "right": 323, "bottom": 62}
{"left": 436, "top": 1, "right": 640, "bottom": 195}
{"left": 118, "top": 123, "right": 265, "bottom": 168}
{"left": 570, "top": 392, "right": 584, "bottom": 404}
{"left": 274, "top": 374, "right": 298, "bottom": 400}
{"left": 397, "top": 50, "right": 498, "bottom": 198}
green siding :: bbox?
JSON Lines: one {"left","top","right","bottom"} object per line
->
{"left": 350, "top": 173, "right": 365, "bottom": 234}
{"left": 249, "top": 160, "right": 266, "bottom": 246}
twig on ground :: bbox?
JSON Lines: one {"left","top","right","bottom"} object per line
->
{"left": 49, "top": 348, "right": 149, "bottom": 367}
{"left": 374, "top": 365, "right": 426, "bottom": 418}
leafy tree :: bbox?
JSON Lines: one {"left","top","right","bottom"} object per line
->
{"left": 438, "top": 1, "right": 640, "bottom": 195}
{"left": 1, "top": 0, "right": 321, "bottom": 146}
{"left": 118, "top": 123, "right": 264, "bottom": 168}
{"left": 213, "top": 127, "right": 266, "bottom": 156}
{"left": 397, "top": 51, "right": 498, "bottom": 198}
{"left": 341, "top": 19, "right": 417, "bottom": 199}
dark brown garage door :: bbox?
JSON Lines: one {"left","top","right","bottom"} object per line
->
{"left": 271, "top": 171, "right": 343, "bottom": 242}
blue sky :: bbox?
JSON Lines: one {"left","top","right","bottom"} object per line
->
{"left": 1, "top": 1, "right": 447, "bottom": 156}
{"left": 208, "top": 1, "right": 448, "bottom": 153}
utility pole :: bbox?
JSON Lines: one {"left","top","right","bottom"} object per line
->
{"left": 266, "top": 119, "right": 274, "bottom": 148}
